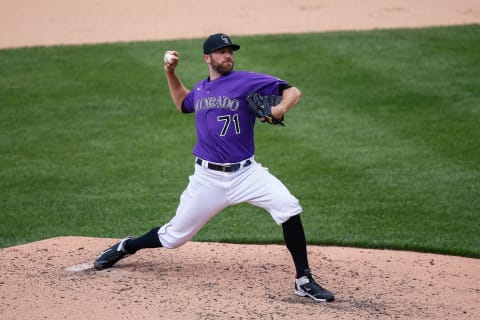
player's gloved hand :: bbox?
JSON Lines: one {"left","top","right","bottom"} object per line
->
{"left": 246, "top": 92, "right": 285, "bottom": 126}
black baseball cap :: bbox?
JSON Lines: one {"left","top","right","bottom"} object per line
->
{"left": 203, "top": 33, "right": 240, "bottom": 54}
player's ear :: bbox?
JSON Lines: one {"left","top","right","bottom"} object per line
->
{"left": 203, "top": 54, "right": 210, "bottom": 63}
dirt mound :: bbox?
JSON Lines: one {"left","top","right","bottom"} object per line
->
{"left": 1, "top": 237, "right": 478, "bottom": 319}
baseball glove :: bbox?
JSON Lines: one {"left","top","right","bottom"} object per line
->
{"left": 246, "top": 92, "right": 285, "bottom": 126}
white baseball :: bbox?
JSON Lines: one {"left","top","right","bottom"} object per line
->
{"left": 164, "top": 53, "right": 175, "bottom": 64}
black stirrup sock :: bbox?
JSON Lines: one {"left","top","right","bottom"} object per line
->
{"left": 124, "top": 227, "right": 162, "bottom": 254}
{"left": 282, "top": 215, "right": 310, "bottom": 278}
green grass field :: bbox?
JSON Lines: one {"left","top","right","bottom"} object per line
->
{"left": 1, "top": 25, "right": 479, "bottom": 257}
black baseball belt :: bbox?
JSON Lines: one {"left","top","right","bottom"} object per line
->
{"left": 196, "top": 157, "right": 252, "bottom": 172}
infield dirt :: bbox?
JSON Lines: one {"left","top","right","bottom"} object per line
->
{"left": 1, "top": 1, "right": 479, "bottom": 319}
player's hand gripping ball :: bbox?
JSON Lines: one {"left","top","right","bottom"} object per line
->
{"left": 164, "top": 52, "right": 176, "bottom": 65}
{"left": 246, "top": 92, "right": 285, "bottom": 126}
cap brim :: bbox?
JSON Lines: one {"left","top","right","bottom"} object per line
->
{"left": 206, "top": 44, "right": 240, "bottom": 54}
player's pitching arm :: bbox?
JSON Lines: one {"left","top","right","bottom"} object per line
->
{"left": 271, "top": 86, "right": 302, "bottom": 121}
{"left": 163, "top": 50, "right": 190, "bottom": 112}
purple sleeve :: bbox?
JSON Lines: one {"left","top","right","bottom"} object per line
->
{"left": 243, "top": 72, "right": 289, "bottom": 96}
{"left": 181, "top": 90, "right": 195, "bottom": 113}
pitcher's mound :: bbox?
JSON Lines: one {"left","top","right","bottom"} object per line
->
{"left": 1, "top": 237, "right": 478, "bottom": 319}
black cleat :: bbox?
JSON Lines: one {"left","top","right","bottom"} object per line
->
{"left": 94, "top": 236, "right": 133, "bottom": 270}
{"left": 294, "top": 269, "right": 335, "bottom": 302}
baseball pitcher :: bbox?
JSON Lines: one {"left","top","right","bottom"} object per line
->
{"left": 94, "top": 33, "right": 334, "bottom": 302}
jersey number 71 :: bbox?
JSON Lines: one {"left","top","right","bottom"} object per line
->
{"left": 217, "top": 114, "right": 240, "bottom": 136}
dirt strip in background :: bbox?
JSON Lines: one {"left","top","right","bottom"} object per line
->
{"left": 0, "top": 0, "right": 479, "bottom": 49}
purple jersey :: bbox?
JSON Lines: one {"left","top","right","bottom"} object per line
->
{"left": 182, "top": 71, "right": 289, "bottom": 163}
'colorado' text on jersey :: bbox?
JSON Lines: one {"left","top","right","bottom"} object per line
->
{"left": 182, "top": 71, "right": 288, "bottom": 163}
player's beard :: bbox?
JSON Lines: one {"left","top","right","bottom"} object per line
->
{"left": 210, "top": 56, "right": 234, "bottom": 75}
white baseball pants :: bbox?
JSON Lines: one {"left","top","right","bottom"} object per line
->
{"left": 157, "top": 158, "right": 302, "bottom": 248}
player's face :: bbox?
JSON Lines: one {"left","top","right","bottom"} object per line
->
{"left": 208, "top": 47, "right": 235, "bottom": 75}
